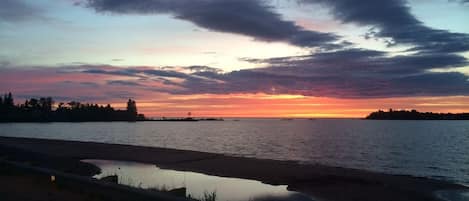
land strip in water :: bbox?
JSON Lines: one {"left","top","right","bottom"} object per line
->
{"left": 0, "top": 136, "right": 466, "bottom": 201}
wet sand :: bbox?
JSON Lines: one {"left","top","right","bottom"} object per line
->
{"left": 0, "top": 136, "right": 467, "bottom": 201}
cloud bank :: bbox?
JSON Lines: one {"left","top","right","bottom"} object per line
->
{"left": 1, "top": 0, "right": 468, "bottom": 102}
{"left": 83, "top": 0, "right": 344, "bottom": 49}
{"left": 300, "top": 0, "right": 469, "bottom": 53}
{"left": 1, "top": 60, "right": 468, "bottom": 101}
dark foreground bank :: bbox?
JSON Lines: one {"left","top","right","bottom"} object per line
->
{"left": 0, "top": 142, "right": 194, "bottom": 201}
{"left": 0, "top": 136, "right": 467, "bottom": 201}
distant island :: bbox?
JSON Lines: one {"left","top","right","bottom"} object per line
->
{"left": 0, "top": 92, "right": 145, "bottom": 122}
{"left": 366, "top": 109, "right": 469, "bottom": 120}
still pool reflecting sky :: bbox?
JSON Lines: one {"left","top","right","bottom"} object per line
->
{"left": 83, "top": 159, "right": 314, "bottom": 201}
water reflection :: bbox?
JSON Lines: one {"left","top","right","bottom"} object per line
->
{"left": 83, "top": 159, "right": 314, "bottom": 201}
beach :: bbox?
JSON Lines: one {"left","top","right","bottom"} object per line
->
{"left": 0, "top": 136, "right": 467, "bottom": 201}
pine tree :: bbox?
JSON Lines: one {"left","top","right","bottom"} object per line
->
{"left": 127, "top": 99, "right": 137, "bottom": 117}
{"left": 5, "top": 92, "right": 14, "bottom": 107}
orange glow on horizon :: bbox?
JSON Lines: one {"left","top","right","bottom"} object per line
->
{"left": 104, "top": 93, "right": 469, "bottom": 118}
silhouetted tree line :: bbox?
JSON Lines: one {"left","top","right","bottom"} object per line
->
{"left": 0, "top": 92, "right": 145, "bottom": 122}
{"left": 366, "top": 109, "right": 469, "bottom": 120}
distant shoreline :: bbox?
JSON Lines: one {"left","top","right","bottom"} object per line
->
{"left": 0, "top": 92, "right": 146, "bottom": 122}
{"left": 366, "top": 109, "right": 469, "bottom": 120}
{"left": 0, "top": 136, "right": 466, "bottom": 201}
{"left": 0, "top": 118, "right": 224, "bottom": 123}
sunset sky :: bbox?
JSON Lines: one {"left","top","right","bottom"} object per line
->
{"left": 1, "top": 0, "right": 469, "bottom": 117}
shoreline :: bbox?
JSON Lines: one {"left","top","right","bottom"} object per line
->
{"left": 0, "top": 136, "right": 467, "bottom": 201}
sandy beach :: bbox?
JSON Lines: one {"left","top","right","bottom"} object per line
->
{"left": 0, "top": 136, "right": 467, "bottom": 201}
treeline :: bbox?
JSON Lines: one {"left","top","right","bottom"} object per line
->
{"left": 366, "top": 109, "right": 469, "bottom": 120}
{"left": 0, "top": 92, "right": 145, "bottom": 122}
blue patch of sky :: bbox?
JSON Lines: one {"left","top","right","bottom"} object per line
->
{"left": 409, "top": 0, "right": 469, "bottom": 33}
{"left": 1, "top": 0, "right": 203, "bottom": 66}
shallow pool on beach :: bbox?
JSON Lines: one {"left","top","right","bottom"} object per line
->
{"left": 1, "top": 119, "right": 469, "bottom": 186}
{"left": 83, "top": 159, "right": 314, "bottom": 201}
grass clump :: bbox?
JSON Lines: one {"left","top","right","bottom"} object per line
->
{"left": 201, "top": 191, "right": 217, "bottom": 201}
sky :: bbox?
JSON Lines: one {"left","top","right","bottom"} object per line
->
{"left": 1, "top": 0, "right": 469, "bottom": 118}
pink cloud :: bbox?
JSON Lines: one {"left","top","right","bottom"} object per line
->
{"left": 0, "top": 65, "right": 176, "bottom": 102}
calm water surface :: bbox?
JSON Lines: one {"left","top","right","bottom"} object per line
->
{"left": 1, "top": 119, "right": 468, "bottom": 186}
{"left": 83, "top": 159, "right": 314, "bottom": 201}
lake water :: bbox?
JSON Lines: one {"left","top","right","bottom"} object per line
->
{"left": 83, "top": 159, "right": 314, "bottom": 201}
{"left": 1, "top": 119, "right": 468, "bottom": 186}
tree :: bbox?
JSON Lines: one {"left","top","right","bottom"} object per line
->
{"left": 29, "top": 98, "right": 39, "bottom": 110}
{"left": 3, "top": 92, "right": 14, "bottom": 107}
{"left": 0, "top": 96, "right": 3, "bottom": 112}
{"left": 127, "top": 99, "right": 137, "bottom": 115}
{"left": 68, "top": 101, "right": 81, "bottom": 109}
{"left": 46, "top": 97, "right": 53, "bottom": 112}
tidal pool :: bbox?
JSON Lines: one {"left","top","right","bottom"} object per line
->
{"left": 83, "top": 159, "right": 314, "bottom": 201}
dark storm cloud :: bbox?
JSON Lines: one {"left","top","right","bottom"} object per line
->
{"left": 169, "top": 47, "right": 469, "bottom": 98}
{"left": 299, "top": 0, "right": 469, "bottom": 53}
{"left": 140, "top": 69, "right": 190, "bottom": 79}
{"left": 84, "top": 0, "right": 342, "bottom": 49}
{"left": 107, "top": 80, "right": 143, "bottom": 86}
{"left": 83, "top": 67, "right": 191, "bottom": 79}
{"left": 83, "top": 68, "right": 139, "bottom": 77}
{"left": 0, "top": 0, "right": 42, "bottom": 22}
{"left": 65, "top": 81, "right": 100, "bottom": 88}
{"left": 248, "top": 49, "right": 468, "bottom": 76}
{"left": 177, "top": 67, "right": 469, "bottom": 98}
